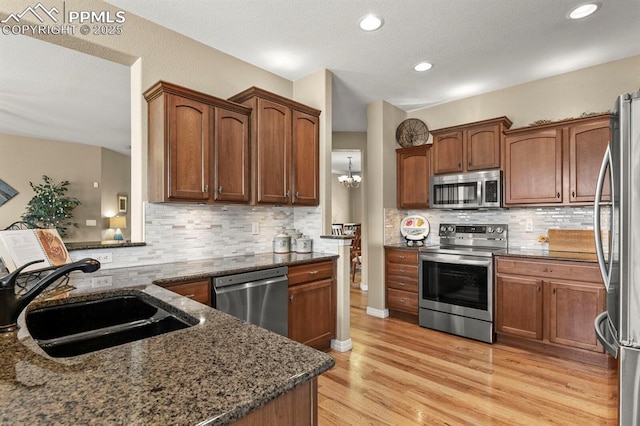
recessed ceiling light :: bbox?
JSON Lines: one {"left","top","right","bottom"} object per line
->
{"left": 359, "top": 14, "right": 383, "bottom": 31}
{"left": 414, "top": 62, "right": 433, "bottom": 72}
{"left": 569, "top": 3, "right": 600, "bottom": 19}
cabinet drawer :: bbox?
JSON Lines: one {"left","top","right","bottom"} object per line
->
{"left": 288, "top": 261, "right": 334, "bottom": 286}
{"left": 386, "top": 277, "right": 418, "bottom": 293}
{"left": 386, "top": 263, "right": 418, "bottom": 279}
{"left": 162, "top": 278, "right": 211, "bottom": 306}
{"left": 386, "top": 249, "right": 418, "bottom": 264}
{"left": 496, "top": 257, "right": 602, "bottom": 283}
{"left": 387, "top": 288, "right": 418, "bottom": 313}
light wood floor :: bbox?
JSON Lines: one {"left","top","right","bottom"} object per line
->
{"left": 317, "top": 288, "right": 618, "bottom": 425}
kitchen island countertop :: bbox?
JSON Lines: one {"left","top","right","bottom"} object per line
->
{"left": 0, "top": 252, "right": 337, "bottom": 424}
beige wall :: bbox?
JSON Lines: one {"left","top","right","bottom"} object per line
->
{"left": 409, "top": 55, "right": 640, "bottom": 132}
{"left": 101, "top": 148, "right": 131, "bottom": 241}
{"left": 331, "top": 176, "right": 351, "bottom": 224}
{"left": 0, "top": 134, "right": 102, "bottom": 241}
{"left": 1, "top": 0, "right": 296, "bottom": 241}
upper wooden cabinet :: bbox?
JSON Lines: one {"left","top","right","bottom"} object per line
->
{"left": 431, "top": 116, "right": 512, "bottom": 174}
{"left": 229, "top": 87, "right": 321, "bottom": 206}
{"left": 504, "top": 114, "right": 611, "bottom": 206}
{"left": 144, "top": 81, "right": 251, "bottom": 204}
{"left": 396, "top": 144, "right": 431, "bottom": 209}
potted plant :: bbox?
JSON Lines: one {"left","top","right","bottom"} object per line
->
{"left": 21, "top": 175, "right": 81, "bottom": 238}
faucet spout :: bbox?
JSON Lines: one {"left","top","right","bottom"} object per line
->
{"left": 0, "top": 258, "right": 100, "bottom": 333}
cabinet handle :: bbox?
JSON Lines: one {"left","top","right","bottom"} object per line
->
{"left": 458, "top": 162, "right": 462, "bottom": 169}
{"left": 184, "top": 294, "right": 195, "bottom": 299}
{"left": 218, "top": 186, "right": 223, "bottom": 194}
{"left": 400, "top": 299, "right": 406, "bottom": 304}
{"left": 572, "top": 190, "right": 576, "bottom": 198}
{"left": 400, "top": 269, "right": 405, "bottom": 273}
{"left": 553, "top": 288, "right": 556, "bottom": 295}
{"left": 290, "top": 295, "right": 294, "bottom": 302}
{"left": 399, "top": 282, "right": 406, "bottom": 287}
{"left": 537, "top": 286, "right": 541, "bottom": 292}
{"left": 308, "top": 270, "right": 319, "bottom": 275}
{"left": 295, "top": 191, "right": 299, "bottom": 199}
{"left": 556, "top": 192, "right": 560, "bottom": 198}
{"left": 204, "top": 185, "right": 209, "bottom": 193}
{"left": 399, "top": 255, "right": 405, "bottom": 259}
{"left": 468, "top": 161, "right": 472, "bottom": 167}
{"left": 285, "top": 190, "right": 290, "bottom": 199}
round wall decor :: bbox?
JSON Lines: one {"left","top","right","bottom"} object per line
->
{"left": 395, "top": 118, "right": 429, "bottom": 148}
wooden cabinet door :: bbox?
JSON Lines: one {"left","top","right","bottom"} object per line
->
{"left": 213, "top": 108, "right": 250, "bottom": 203}
{"left": 504, "top": 129, "right": 562, "bottom": 205}
{"left": 433, "top": 131, "right": 463, "bottom": 174}
{"left": 162, "top": 278, "right": 211, "bottom": 306}
{"left": 396, "top": 145, "right": 431, "bottom": 209}
{"left": 256, "top": 98, "right": 291, "bottom": 204}
{"left": 291, "top": 110, "right": 319, "bottom": 206}
{"left": 168, "top": 94, "right": 210, "bottom": 201}
{"left": 549, "top": 280, "right": 605, "bottom": 352}
{"left": 288, "top": 279, "right": 334, "bottom": 348}
{"left": 569, "top": 119, "right": 611, "bottom": 203}
{"left": 495, "top": 275, "right": 543, "bottom": 340}
{"left": 466, "top": 124, "right": 501, "bottom": 171}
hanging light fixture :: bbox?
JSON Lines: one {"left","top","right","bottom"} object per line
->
{"left": 338, "top": 156, "right": 362, "bottom": 188}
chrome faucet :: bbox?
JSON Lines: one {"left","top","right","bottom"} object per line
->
{"left": 0, "top": 258, "right": 100, "bottom": 332}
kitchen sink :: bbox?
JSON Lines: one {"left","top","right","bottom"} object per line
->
{"left": 25, "top": 291, "right": 199, "bottom": 358}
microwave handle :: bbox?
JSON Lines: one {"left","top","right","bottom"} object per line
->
{"left": 477, "top": 181, "right": 482, "bottom": 206}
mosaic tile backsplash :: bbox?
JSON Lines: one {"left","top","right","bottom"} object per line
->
{"left": 386, "top": 206, "right": 610, "bottom": 250}
{"left": 67, "top": 203, "right": 335, "bottom": 269}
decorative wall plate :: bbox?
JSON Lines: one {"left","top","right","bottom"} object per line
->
{"left": 396, "top": 118, "right": 429, "bottom": 148}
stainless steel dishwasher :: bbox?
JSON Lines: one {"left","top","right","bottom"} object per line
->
{"left": 212, "top": 267, "right": 288, "bottom": 337}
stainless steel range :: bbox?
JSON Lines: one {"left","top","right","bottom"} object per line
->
{"left": 418, "top": 224, "right": 508, "bottom": 343}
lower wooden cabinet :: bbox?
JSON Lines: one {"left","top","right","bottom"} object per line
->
{"left": 288, "top": 260, "right": 336, "bottom": 351}
{"left": 159, "top": 278, "right": 212, "bottom": 306}
{"left": 385, "top": 248, "right": 419, "bottom": 322}
{"left": 495, "top": 256, "right": 611, "bottom": 367}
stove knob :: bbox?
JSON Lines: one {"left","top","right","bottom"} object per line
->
{"left": 496, "top": 226, "right": 504, "bottom": 234}
{"left": 447, "top": 226, "right": 454, "bottom": 233}
{"left": 487, "top": 226, "right": 494, "bottom": 233}
{"left": 440, "top": 225, "right": 447, "bottom": 233}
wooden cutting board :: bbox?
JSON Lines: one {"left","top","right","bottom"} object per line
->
{"left": 548, "top": 229, "right": 597, "bottom": 253}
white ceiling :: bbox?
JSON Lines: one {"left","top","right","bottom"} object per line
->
{"left": 0, "top": 35, "right": 131, "bottom": 155}
{"left": 1, "top": 1, "right": 639, "bottom": 159}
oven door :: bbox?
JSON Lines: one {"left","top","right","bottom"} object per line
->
{"left": 419, "top": 252, "right": 493, "bottom": 322}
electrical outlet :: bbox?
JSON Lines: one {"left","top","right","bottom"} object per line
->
{"left": 525, "top": 219, "right": 534, "bottom": 233}
{"left": 252, "top": 223, "right": 259, "bottom": 235}
{"left": 92, "top": 276, "right": 113, "bottom": 288}
{"left": 94, "top": 252, "right": 113, "bottom": 263}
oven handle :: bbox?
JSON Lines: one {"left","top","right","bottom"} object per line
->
{"left": 419, "top": 253, "right": 492, "bottom": 267}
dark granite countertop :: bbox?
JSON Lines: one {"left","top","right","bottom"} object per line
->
{"left": 65, "top": 252, "right": 338, "bottom": 288}
{"left": 66, "top": 241, "right": 146, "bottom": 250}
{"left": 501, "top": 247, "right": 598, "bottom": 263}
{"left": 384, "top": 243, "right": 598, "bottom": 263}
{"left": 0, "top": 253, "right": 337, "bottom": 424}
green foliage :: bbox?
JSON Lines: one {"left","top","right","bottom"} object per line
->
{"left": 21, "top": 175, "right": 81, "bottom": 238}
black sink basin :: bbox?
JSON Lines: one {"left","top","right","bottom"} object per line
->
{"left": 25, "top": 291, "right": 199, "bottom": 358}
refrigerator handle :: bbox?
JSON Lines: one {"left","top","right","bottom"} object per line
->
{"left": 595, "top": 311, "right": 619, "bottom": 358}
{"left": 594, "top": 145, "right": 612, "bottom": 290}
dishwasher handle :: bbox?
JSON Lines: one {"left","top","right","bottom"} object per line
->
{"left": 213, "top": 275, "right": 288, "bottom": 295}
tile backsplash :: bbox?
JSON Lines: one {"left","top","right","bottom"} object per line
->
{"left": 386, "top": 206, "right": 610, "bottom": 249}
{"left": 68, "top": 203, "right": 335, "bottom": 269}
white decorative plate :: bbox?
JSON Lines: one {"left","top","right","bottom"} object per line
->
{"left": 400, "top": 215, "right": 429, "bottom": 240}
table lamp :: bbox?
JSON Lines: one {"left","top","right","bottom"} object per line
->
{"left": 109, "top": 216, "right": 126, "bottom": 241}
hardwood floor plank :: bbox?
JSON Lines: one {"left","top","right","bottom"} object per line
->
{"left": 318, "top": 289, "right": 618, "bottom": 425}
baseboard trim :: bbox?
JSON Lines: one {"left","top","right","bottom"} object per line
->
{"left": 330, "top": 338, "right": 353, "bottom": 352}
{"left": 366, "top": 306, "right": 389, "bottom": 318}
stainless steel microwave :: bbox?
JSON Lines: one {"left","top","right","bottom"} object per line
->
{"left": 429, "top": 170, "right": 502, "bottom": 209}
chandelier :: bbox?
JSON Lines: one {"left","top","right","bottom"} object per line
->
{"left": 338, "top": 156, "right": 362, "bottom": 188}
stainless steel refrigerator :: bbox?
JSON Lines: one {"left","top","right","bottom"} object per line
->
{"left": 594, "top": 89, "right": 640, "bottom": 425}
